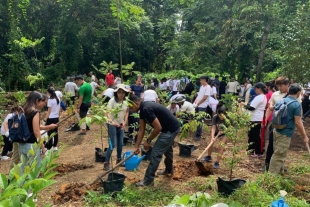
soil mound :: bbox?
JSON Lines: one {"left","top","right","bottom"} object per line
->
{"left": 55, "top": 163, "right": 94, "bottom": 175}
{"left": 173, "top": 160, "right": 213, "bottom": 180}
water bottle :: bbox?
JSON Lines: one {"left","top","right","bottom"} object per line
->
{"left": 271, "top": 190, "right": 289, "bottom": 207}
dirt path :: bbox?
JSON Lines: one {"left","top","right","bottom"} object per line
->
{"left": 1, "top": 114, "right": 310, "bottom": 206}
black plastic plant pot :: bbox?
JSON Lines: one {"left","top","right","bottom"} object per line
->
{"left": 100, "top": 172, "right": 126, "bottom": 194}
{"left": 141, "top": 147, "right": 152, "bottom": 161}
{"left": 95, "top": 147, "right": 108, "bottom": 162}
{"left": 178, "top": 143, "right": 196, "bottom": 157}
{"left": 216, "top": 177, "right": 246, "bottom": 197}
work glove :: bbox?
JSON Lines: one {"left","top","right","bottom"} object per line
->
{"left": 5, "top": 131, "right": 9, "bottom": 137}
{"left": 193, "top": 103, "right": 197, "bottom": 108}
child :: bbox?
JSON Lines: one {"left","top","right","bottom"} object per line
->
{"left": 202, "top": 103, "right": 228, "bottom": 169}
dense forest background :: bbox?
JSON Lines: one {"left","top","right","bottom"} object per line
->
{"left": 0, "top": 0, "right": 309, "bottom": 91}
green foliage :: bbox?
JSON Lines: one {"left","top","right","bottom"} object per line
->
{"left": 26, "top": 73, "right": 44, "bottom": 87}
{"left": 222, "top": 99, "right": 251, "bottom": 181}
{"left": 0, "top": 142, "right": 59, "bottom": 206}
{"left": 13, "top": 91, "right": 26, "bottom": 105}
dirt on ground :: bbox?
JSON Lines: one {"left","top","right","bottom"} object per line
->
{"left": 1, "top": 111, "right": 310, "bottom": 206}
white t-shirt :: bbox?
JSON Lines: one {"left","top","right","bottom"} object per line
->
{"left": 208, "top": 97, "right": 219, "bottom": 112}
{"left": 1, "top": 113, "right": 13, "bottom": 135}
{"left": 114, "top": 77, "right": 122, "bottom": 85}
{"left": 103, "top": 88, "right": 115, "bottom": 98}
{"left": 91, "top": 82, "right": 98, "bottom": 95}
{"left": 167, "top": 104, "right": 179, "bottom": 115}
{"left": 55, "top": 91, "right": 62, "bottom": 100}
{"left": 64, "top": 82, "right": 79, "bottom": 97}
{"left": 180, "top": 101, "right": 195, "bottom": 113}
{"left": 227, "top": 81, "right": 238, "bottom": 93}
{"left": 173, "top": 80, "right": 180, "bottom": 91}
{"left": 249, "top": 94, "right": 267, "bottom": 121}
{"left": 195, "top": 85, "right": 211, "bottom": 108}
{"left": 142, "top": 90, "right": 158, "bottom": 102}
{"left": 47, "top": 99, "right": 60, "bottom": 118}
{"left": 159, "top": 82, "right": 167, "bottom": 90}
{"left": 107, "top": 98, "right": 128, "bottom": 125}
{"left": 210, "top": 86, "right": 217, "bottom": 96}
{"left": 91, "top": 75, "right": 96, "bottom": 82}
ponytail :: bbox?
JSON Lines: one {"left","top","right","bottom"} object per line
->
{"left": 47, "top": 87, "right": 60, "bottom": 105}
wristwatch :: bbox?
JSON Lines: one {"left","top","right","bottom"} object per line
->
{"left": 146, "top": 139, "right": 152, "bottom": 144}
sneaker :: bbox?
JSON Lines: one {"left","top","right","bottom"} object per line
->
{"left": 214, "top": 162, "right": 219, "bottom": 169}
{"left": 53, "top": 147, "right": 58, "bottom": 152}
{"left": 78, "top": 132, "right": 86, "bottom": 136}
{"left": 201, "top": 155, "right": 212, "bottom": 162}
{"left": 1, "top": 156, "right": 10, "bottom": 161}
{"left": 135, "top": 180, "right": 154, "bottom": 187}
{"left": 103, "top": 162, "right": 111, "bottom": 171}
{"left": 157, "top": 169, "right": 173, "bottom": 176}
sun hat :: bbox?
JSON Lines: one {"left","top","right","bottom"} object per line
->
{"left": 114, "top": 84, "right": 130, "bottom": 93}
{"left": 172, "top": 96, "right": 186, "bottom": 104}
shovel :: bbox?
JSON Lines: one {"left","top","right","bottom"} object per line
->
{"left": 87, "top": 153, "right": 135, "bottom": 186}
{"left": 195, "top": 133, "right": 221, "bottom": 173}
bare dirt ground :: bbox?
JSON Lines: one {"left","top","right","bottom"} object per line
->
{"left": 1, "top": 112, "right": 310, "bottom": 207}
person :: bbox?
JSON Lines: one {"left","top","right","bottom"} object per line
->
{"left": 114, "top": 75, "right": 122, "bottom": 85}
{"left": 172, "top": 78, "right": 181, "bottom": 95}
{"left": 226, "top": 78, "right": 238, "bottom": 95}
{"left": 193, "top": 76, "right": 211, "bottom": 140}
{"left": 219, "top": 77, "right": 227, "bottom": 99}
{"left": 64, "top": 77, "right": 79, "bottom": 106}
{"left": 0, "top": 106, "right": 23, "bottom": 161}
{"left": 167, "top": 102, "right": 180, "bottom": 116}
{"left": 243, "top": 78, "right": 252, "bottom": 98}
{"left": 182, "top": 76, "right": 194, "bottom": 96}
{"left": 89, "top": 72, "right": 96, "bottom": 82}
{"left": 158, "top": 78, "right": 167, "bottom": 91}
{"left": 44, "top": 87, "right": 61, "bottom": 151}
{"left": 105, "top": 70, "right": 115, "bottom": 87}
{"left": 128, "top": 95, "right": 180, "bottom": 187}
{"left": 214, "top": 75, "right": 220, "bottom": 96}
{"left": 130, "top": 78, "right": 144, "bottom": 98}
{"left": 173, "top": 96, "right": 195, "bottom": 114}
{"left": 101, "top": 86, "right": 115, "bottom": 103}
{"left": 269, "top": 84, "right": 309, "bottom": 175}
{"left": 202, "top": 104, "right": 228, "bottom": 169}
{"left": 90, "top": 80, "right": 99, "bottom": 96}
{"left": 103, "top": 84, "right": 129, "bottom": 170}
{"left": 20, "top": 91, "right": 57, "bottom": 173}
{"left": 262, "top": 77, "right": 290, "bottom": 171}
{"left": 244, "top": 82, "right": 267, "bottom": 157}
{"left": 142, "top": 86, "right": 159, "bottom": 103}
{"left": 75, "top": 76, "right": 92, "bottom": 135}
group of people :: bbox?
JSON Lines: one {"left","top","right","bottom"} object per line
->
{"left": 1, "top": 71, "right": 309, "bottom": 190}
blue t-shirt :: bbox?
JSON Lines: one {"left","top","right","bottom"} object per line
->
{"left": 130, "top": 84, "right": 144, "bottom": 98}
{"left": 249, "top": 88, "right": 257, "bottom": 102}
{"left": 276, "top": 96, "right": 301, "bottom": 137}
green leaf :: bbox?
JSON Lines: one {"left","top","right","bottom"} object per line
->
{"left": 0, "top": 200, "right": 10, "bottom": 207}
{"left": 33, "top": 180, "right": 56, "bottom": 194}
{"left": 176, "top": 194, "right": 190, "bottom": 205}
{"left": 0, "top": 174, "right": 8, "bottom": 190}
{"left": 1, "top": 189, "right": 27, "bottom": 200}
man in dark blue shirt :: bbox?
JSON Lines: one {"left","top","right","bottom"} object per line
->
{"left": 129, "top": 95, "right": 180, "bottom": 187}
{"left": 130, "top": 78, "right": 144, "bottom": 98}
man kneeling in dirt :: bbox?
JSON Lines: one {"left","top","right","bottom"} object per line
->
{"left": 129, "top": 94, "right": 180, "bottom": 187}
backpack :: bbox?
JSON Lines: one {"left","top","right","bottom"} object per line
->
{"left": 272, "top": 99, "right": 298, "bottom": 129}
{"left": 8, "top": 113, "right": 31, "bottom": 142}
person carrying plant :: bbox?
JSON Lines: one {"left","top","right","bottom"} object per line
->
{"left": 202, "top": 103, "right": 228, "bottom": 169}
{"left": 128, "top": 94, "right": 180, "bottom": 187}
{"left": 103, "top": 84, "right": 129, "bottom": 170}
{"left": 75, "top": 76, "right": 92, "bottom": 135}
{"left": 269, "top": 84, "right": 309, "bottom": 175}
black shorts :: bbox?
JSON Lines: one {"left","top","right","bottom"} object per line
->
{"left": 80, "top": 103, "right": 91, "bottom": 118}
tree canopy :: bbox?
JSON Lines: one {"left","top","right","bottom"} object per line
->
{"left": 0, "top": 0, "right": 309, "bottom": 90}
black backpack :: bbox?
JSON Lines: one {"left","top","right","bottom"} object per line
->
{"left": 8, "top": 113, "right": 31, "bottom": 142}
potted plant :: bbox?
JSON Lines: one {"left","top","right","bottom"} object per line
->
{"left": 217, "top": 99, "right": 251, "bottom": 196}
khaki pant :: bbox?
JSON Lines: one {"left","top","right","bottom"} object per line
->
{"left": 269, "top": 131, "right": 291, "bottom": 175}
{"left": 9, "top": 142, "right": 20, "bottom": 170}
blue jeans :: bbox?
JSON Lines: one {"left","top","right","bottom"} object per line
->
{"left": 105, "top": 124, "right": 124, "bottom": 162}
{"left": 195, "top": 107, "right": 207, "bottom": 138}
{"left": 18, "top": 143, "right": 41, "bottom": 175}
{"left": 144, "top": 128, "right": 180, "bottom": 183}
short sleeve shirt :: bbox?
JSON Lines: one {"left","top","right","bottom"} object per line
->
{"left": 249, "top": 94, "right": 267, "bottom": 121}
{"left": 140, "top": 102, "right": 180, "bottom": 133}
{"left": 180, "top": 101, "right": 195, "bottom": 113}
{"left": 107, "top": 98, "right": 128, "bottom": 125}
{"left": 196, "top": 85, "right": 211, "bottom": 108}
{"left": 212, "top": 114, "right": 227, "bottom": 135}
{"left": 130, "top": 84, "right": 144, "bottom": 98}
{"left": 79, "top": 83, "right": 92, "bottom": 103}
{"left": 47, "top": 98, "right": 60, "bottom": 118}
{"left": 276, "top": 96, "right": 301, "bottom": 137}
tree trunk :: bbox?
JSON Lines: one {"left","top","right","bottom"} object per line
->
{"left": 256, "top": 23, "right": 270, "bottom": 82}
{"left": 117, "top": 0, "right": 123, "bottom": 81}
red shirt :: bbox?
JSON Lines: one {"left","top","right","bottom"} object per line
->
{"left": 105, "top": 73, "right": 115, "bottom": 86}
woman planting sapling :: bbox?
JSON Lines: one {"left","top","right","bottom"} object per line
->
{"left": 104, "top": 84, "right": 129, "bottom": 170}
